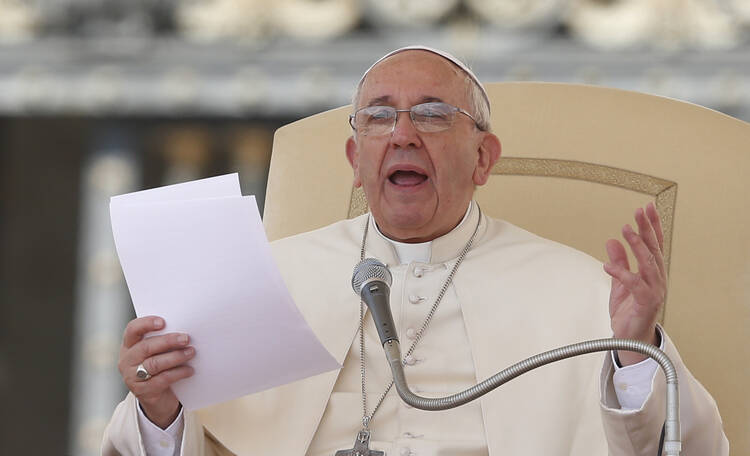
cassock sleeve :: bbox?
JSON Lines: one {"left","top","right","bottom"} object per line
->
{"left": 101, "top": 392, "right": 213, "bottom": 456}
{"left": 599, "top": 330, "right": 729, "bottom": 456}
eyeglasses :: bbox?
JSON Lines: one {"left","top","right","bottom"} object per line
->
{"left": 349, "top": 102, "right": 482, "bottom": 136}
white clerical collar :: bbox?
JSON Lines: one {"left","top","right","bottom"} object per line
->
{"left": 373, "top": 202, "right": 473, "bottom": 265}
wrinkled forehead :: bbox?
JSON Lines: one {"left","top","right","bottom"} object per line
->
{"left": 358, "top": 56, "right": 470, "bottom": 112}
{"left": 361, "top": 52, "right": 463, "bottom": 99}
{"left": 357, "top": 46, "right": 490, "bottom": 109}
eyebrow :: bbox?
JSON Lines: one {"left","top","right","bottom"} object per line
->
{"left": 365, "top": 95, "right": 392, "bottom": 107}
{"left": 364, "top": 95, "right": 445, "bottom": 107}
{"left": 419, "top": 96, "right": 444, "bottom": 104}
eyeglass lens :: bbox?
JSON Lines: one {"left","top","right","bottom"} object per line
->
{"left": 355, "top": 102, "right": 457, "bottom": 135}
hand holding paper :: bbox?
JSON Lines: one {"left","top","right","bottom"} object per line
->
{"left": 118, "top": 315, "right": 192, "bottom": 427}
{"left": 110, "top": 174, "right": 340, "bottom": 414}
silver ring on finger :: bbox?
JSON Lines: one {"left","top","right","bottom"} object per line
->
{"left": 136, "top": 363, "right": 152, "bottom": 381}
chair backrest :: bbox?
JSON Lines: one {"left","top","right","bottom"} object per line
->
{"left": 263, "top": 82, "right": 750, "bottom": 453}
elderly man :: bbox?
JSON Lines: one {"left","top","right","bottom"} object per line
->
{"left": 103, "top": 47, "right": 728, "bottom": 455}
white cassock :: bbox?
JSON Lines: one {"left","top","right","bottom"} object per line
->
{"left": 102, "top": 201, "right": 728, "bottom": 455}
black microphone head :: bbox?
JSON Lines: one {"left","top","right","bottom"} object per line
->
{"left": 352, "top": 258, "right": 392, "bottom": 295}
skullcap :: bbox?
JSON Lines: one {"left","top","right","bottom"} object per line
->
{"left": 357, "top": 45, "right": 490, "bottom": 113}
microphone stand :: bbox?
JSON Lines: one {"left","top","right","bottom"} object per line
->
{"left": 382, "top": 337, "right": 681, "bottom": 456}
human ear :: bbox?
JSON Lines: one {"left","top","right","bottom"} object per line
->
{"left": 472, "top": 132, "right": 501, "bottom": 186}
{"left": 345, "top": 136, "right": 363, "bottom": 188}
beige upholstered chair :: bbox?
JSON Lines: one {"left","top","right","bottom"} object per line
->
{"left": 263, "top": 82, "right": 750, "bottom": 453}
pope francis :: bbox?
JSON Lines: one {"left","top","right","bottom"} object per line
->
{"left": 102, "top": 47, "right": 729, "bottom": 456}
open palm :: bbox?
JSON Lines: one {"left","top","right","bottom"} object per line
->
{"left": 603, "top": 203, "right": 666, "bottom": 366}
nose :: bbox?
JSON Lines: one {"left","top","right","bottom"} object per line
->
{"left": 390, "top": 110, "right": 422, "bottom": 149}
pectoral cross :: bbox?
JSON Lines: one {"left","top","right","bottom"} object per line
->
{"left": 335, "top": 429, "right": 384, "bottom": 456}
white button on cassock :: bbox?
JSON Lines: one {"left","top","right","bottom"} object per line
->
{"left": 408, "top": 295, "right": 423, "bottom": 304}
{"left": 406, "top": 328, "right": 417, "bottom": 339}
{"left": 400, "top": 447, "right": 411, "bottom": 456}
{"left": 405, "top": 355, "right": 416, "bottom": 366}
{"left": 413, "top": 267, "right": 424, "bottom": 278}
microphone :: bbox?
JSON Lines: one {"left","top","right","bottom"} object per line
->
{"left": 351, "top": 258, "right": 398, "bottom": 345}
{"left": 350, "top": 261, "right": 682, "bottom": 456}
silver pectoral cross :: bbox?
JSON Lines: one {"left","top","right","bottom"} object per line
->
{"left": 334, "top": 429, "right": 384, "bottom": 456}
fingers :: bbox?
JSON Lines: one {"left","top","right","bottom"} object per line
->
{"left": 118, "top": 316, "right": 196, "bottom": 422}
{"left": 622, "top": 223, "right": 663, "bottom": 286}
{"left": 603, "top": 204, "right": 667, "bottom": 286}
{"left": 603, "top": 204, "right": 667, "bottom": 313}
{"left": 603, "top": 260, "right": 641, "bottom": 290}
{"left": 124, "top": 332, "right": 191, "bottom": 367}
{"left": 120, "top": 339, "right": 196, "bottom": 397}
{"left": 605, "top": 239, "right": 629, "bottom": 270}
{"left": 147, "top": 365, "right": 195, "bottom": 391}
{"left": 634, "top": 208, "right": 658, "bottom": 253}
{"left": 606, "top": 204, "right": 667, "bottom": 348}
{"left": 603, "top": 255, "right": 630, "bottom": 317}
{"left": 123, "top": 316, "right": 164, "bottom": 349}
{"left": 634, "top": 207, "right": 666, "bottom": 279}
{"left": 603, "top": 204, "right": 667, "bottom": 292}
{"left": 142, "top": 346, "right": 195, "bottom": 379}
{"left": 131, "top": 365, "right": 195, "bottom": 401}
{"left": 645, "top": 202, "right": 664, "bottom": 252}
{"left": 603, "top": 259, "right": 660, "bottom": 310}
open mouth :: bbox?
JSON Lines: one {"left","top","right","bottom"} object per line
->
{"left": 388, "top": 170, "right": 428, "bottom": 186}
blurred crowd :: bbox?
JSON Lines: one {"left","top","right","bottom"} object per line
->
{"left": 1, "top": 0, "right": 749, "bottom": 49}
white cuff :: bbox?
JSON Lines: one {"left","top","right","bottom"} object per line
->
{"left": 136, "top": 401, "right": 185, "bottom": 456}
{"left": 610, "top": 326, "right": 665, "bottom": 410}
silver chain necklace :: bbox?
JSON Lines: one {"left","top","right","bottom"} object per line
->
{"left": 336, "top": 205, "right": 482, "bottom": 455}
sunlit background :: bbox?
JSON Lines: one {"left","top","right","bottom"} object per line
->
{"left": 0, "top": 1, "right": 748, "bottom": 454}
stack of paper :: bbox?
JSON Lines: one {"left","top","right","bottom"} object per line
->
{"left": 110, "top": 173, "right": 339, "bottom": 410}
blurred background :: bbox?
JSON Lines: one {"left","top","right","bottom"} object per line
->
{"left": 0, "top": 0, "right": 748, "bottom": 454}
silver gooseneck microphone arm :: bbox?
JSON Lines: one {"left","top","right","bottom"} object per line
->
{"left": 351, "top": 257, "right": 681, "bottom": 456}
{"left": 382, "top": 338, "right": 681, "bottom": 456}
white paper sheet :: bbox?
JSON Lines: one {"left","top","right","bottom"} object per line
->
{"left": 110, "top": 174, "right": 340, "bottom": 410}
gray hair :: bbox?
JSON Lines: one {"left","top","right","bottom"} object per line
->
{"left": 465, "top": 73, "right": 491, "bottom": 132}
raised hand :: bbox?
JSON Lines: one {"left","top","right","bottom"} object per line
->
{"left": 117, "top": 316, "right": 195, "bottom": 428}
{"left": 603, "top": 202, "right": 666, "bottom": 366}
